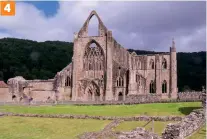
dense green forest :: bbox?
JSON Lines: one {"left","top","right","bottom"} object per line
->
{"left": 0, "top": 38, "right": 206, "bottom": 91}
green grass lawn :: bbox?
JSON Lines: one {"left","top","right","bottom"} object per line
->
{"left": 187, "top": 124, "right": 206, "bottom": 139}
{"left": 0, "top": 102, "right": 201, "bottom": 116}
{"left": 114, "top": 121, "right": 175, "bottom": 135}
{"left": 0, "top": 116, "right": 110, "bottom": 139}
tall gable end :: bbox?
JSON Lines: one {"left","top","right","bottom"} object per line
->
{"left": 78, "top": 10, "right": 107, "bottom": 37}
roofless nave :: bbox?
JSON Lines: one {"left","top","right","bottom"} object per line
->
{"left": 7, "top": 11, "right": 178, "bottom": 102}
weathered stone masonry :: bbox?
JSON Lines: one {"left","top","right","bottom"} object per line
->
{"left": 7, "top": 11, "right": 178, "bottom": 102}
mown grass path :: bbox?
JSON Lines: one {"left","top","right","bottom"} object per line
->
{"left": 0, "top": 102, "right": 201, "bottom": 116}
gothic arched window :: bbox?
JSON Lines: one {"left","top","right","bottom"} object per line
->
{"left": 162, "top": 58, "right": 167, "bottom": 69}
{"left": 162, "top": 80, "right": 167, "bottom": 93}
{"left": 83, "top": 42, "right": 104, "bottom": 72}
{"left": 117, "top": 76, "right": 124, "bottom": 87}
{"left": 65, "top": 76, "right": 71, "bottom": 87}
{"left": 150, "top": 80, "right": 155, "bottom": 93}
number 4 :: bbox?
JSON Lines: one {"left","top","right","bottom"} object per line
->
{"left": 4, "top": 4, "right": 11, "bottom": 12}
{"left": 0, "top": 1, "right": 16, "bottom": 16}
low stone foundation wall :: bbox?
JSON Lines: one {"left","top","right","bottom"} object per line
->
{"left": 0, "top": 112, "right": 183, "bottom": 121}
{"left": 162, "top": 109, "right": 205, "bottom": 139}
{"left": 126, "top": 94, "right": 162, "bottom": 103}
{"left": 116, "top": 127, "right": 161, "bottom": 139}
{"left": 178, "top": 92, "right": 203, "bottom": 101}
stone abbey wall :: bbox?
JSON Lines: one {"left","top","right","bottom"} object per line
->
{"left": 162, "top": 109, "right": 205, "bottom": 139}
{"left": 63, "top": 10, "right": 178, "bottom": 102}
{"left": 0, "top": 88, "right": 10, "bottom": 102}
{"left": 0, "top": 75, "right": 204, "bottom": 103}
{"left": 6, "top": 77, "right": 55, "bottom": 102}
{"left": 2, "top": 10, "right": 182, "bottom": 103}
{"left": 177, "top": 91, "right": 203, "bottom": 101}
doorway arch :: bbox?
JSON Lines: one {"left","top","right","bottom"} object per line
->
{"left": 85, "top": 81, "right": 100, "bottom": 101}
{"left": 118, "top": 92, "right": 123, "bottom": 101}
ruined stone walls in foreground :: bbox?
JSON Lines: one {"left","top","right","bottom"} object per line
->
{"left": 7, "top": 76, "right": 55, "bottom": 102}
{"left": 162, "top": 109, "right": 205, "bottom": 139}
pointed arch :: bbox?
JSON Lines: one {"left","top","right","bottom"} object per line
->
{"left": 83, "top": 40, "right": 105, "bottom": 73}
{"left": 78, "top": 10, "right": 107, "bottom": 37}
{"left": 85, "top": 80, "right": 100, "bottom": 101}
{"left": 88, "top": 15, "right": 99, "bottom": 36}
{"left": 84, "top": 40, "right": 105, "bottom": 57}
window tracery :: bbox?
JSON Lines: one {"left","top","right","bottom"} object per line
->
{"left": 83, "top": 42, "right": 104, "bottom": 71}
{"left": 116, "top": 76, "right": 124, "bottom": 87}
{"left": 65, "top": 76, "right": 71, "bottom": 87}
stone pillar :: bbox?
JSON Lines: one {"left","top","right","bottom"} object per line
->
{"left": 128, "top": 55, "right": 136, "bottom": 95}
{"left": 72, "top": 38, "right": 79, "bottom": 101}
{"left": 105, "top": 30, "right": 113, "bottom": 100}
{"left": 155, "top": 55, "right": 161, "bottom": 95}
{"left": 170, "top": 39, "right": 177, "bottom": 99}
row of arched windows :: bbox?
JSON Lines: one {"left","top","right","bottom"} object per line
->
{"left": 149, "top": 58, "right": 167, "bottom": 69}
{"left": 85, "top": 62, "right": 103, "bottom": 71}
{"left": 149, "top": 80, "right": 167, "bottom": 93}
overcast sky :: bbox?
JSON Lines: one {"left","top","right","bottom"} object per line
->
{"left": 0, "top": 1, "right": 206, "bottom": 52}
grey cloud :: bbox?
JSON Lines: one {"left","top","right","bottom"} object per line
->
{"left": 0, "top": 1, "right": 205, "bottom": 52}
{"left": 84, "top": 1, "right": 206, "bottom": 52}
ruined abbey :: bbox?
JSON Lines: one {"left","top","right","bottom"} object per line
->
{"left": 6, "top": 11, "right": 178, "bottom": 102}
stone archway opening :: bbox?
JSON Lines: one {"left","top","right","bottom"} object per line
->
{"left": 88, "top": 89, "right": 93, "bottom": 101}
{"left": 85, "top": 81, "right": 100, "bottom": 101}
{"left": 118, "top": 92, "right": 123, "bottom": 101}
{"left": 12, "top": 95, "right": 16, "bottom": 100}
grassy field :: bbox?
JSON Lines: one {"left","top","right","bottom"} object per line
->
{"left": 0, "top": 102, "right": 201, "bottom": 116}
{"left": 114, "top": 121, "right": 175, "bottom": 135}
{"left": 0, "top": 116, "right": 110, "bottom": 139}
{"left": 188, "top": 124, "right": 206, "bottom": 139}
